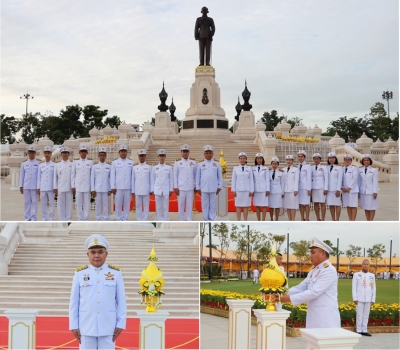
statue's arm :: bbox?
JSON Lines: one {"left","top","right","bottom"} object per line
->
{"left": 194, "top": 18, "right": 199, "bottom": 40}
{"left": 210, "top": 18, "right": 215, "bottom": 37}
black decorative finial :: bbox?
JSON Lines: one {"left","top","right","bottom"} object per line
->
{"left": 241, "top": 79, "right": 252, "bottom": 111}
{"left": 235, "top": 95, "right": 242, "bottom": 121}
{"left": 158, "top": 81, "right": 169, "bottom": 112}
{"left": 169, "top": 97, "right": 177, "bottom": 121}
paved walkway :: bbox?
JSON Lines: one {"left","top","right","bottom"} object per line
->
{"left": 1, "top": 179, "right": 398, "bottom": 221}
{"left": 201, "top": 313, "right": 400, "bottom": 349}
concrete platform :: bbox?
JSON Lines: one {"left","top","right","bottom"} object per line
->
{"left": 1, "top": 179, "right": 398, "bottom": 221}
{"left": 200, "top": 313, "right": 400, "bottom": 349}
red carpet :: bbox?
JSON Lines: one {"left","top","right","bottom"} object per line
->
{"left": 0, "top": 316, "right": 199, "bottom": 350}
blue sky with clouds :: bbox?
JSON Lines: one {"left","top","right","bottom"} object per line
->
{"left": 2, "top": 0, "right": 399, "bottom": 131}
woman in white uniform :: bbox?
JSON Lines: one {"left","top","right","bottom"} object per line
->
{"left": 252, "top": 153, "right": 270, "bottom": 221}
{"left": 269, "top": 156, "right": 285, "bottom": 221}
{"left": 341, "top": 154, "right": 359, "bottom": 221}
{"left": 297, "top": 150, "right": 312, "bottom": 221}
{"left": 282, "top": 155, "right": 299, "bottom": 221}
{"left": 358, "top": 154, "right": 378, "bottom": 221}
{"left": 326, "top": 152, "right": 343, "bottom": 221}
{"left": 231, "top": 152, "right": 254, "bottom": 221}
{"left": 311, "top": 153, "right": 328, "bottom": 221}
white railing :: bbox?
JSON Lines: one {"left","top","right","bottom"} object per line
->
{"left": 275, "top": 141, "right": 331, "bottom": 162}
{"left": 0, "top": 222, "right": 25, "bottom": 275}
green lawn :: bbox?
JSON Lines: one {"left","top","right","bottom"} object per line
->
{"left": 201, "top": 278, "right": 400, "bottom": 305}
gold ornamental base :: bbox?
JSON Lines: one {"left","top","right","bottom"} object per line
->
{"left": 265, "top": 301, "right": 277, "bottom": 312}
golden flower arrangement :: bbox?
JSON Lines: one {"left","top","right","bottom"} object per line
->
{"left": 94, "top": 136, "right": 117, "bottom": 144}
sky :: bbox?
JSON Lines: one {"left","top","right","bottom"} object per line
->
{"left": 205, "top": 222, "right": 400, "bottom": 257}
{"left": 2, "top": 0, "right": 399, "bottom": 133}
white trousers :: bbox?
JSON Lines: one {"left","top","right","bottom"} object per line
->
{"left": 201, "top": 192, "right": 217, "bottom": 221}
{"left": 155, "top": 194, "right": 169, "bottom": 221}
{"left": 40, "top": 190, "right": 55, "bottom": 221}
{"left": 23, "top": 189, "right": 38, "bottom": 221}
{"left": 136, "top": 195, "right": 150, "bottom": 221}
{"left": 76, "top": 192, "right": 91, "bottom": 221}
{"left": 115, "top": 189, "right": 131, "bottom": 221}
{"left": 57, "top": 192, "right": 73, "bottom": 221}
{"left": 253, "top": 276, "right": 258, "bottom": 284}
{"left": 95, "top": 192, "right": 109, "bottom": 221}
{"left": 80, "top": 335, "right": 114, "bottom": 349}
{"left": 356, "top": 301, "right": 371, "bottom": 332}
{"left": 178, "top": 190, "right": 194, "bottom": 221}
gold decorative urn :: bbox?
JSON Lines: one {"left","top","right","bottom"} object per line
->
{"left": 218, "top": 150, "right": 227, "bottom": 179}
{"left": 138, "top": 245, "right": 165, "bottom": 313}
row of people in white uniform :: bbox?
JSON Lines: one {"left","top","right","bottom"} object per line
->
{"left": 230, "top": 150, "right": 379, "bottom": 222}
{"left": 377, "top": 271, "right": 397, "bottom": 279}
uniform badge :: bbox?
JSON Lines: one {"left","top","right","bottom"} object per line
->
{"left": 212, "top": 162, "right": 217, "bottom": 167}
{"left": 323, "top": 263, "right": 329, "bottom": 268}
{"left": 83, "top": 274, "right": 90, "bottom": 281}
{"left": 105, "top": 272, "right": 114, "bottom": 280}
{"left": 202, "top": 164, "right": 206, "bottom": 167}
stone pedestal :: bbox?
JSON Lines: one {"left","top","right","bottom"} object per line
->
{"left": 152, "top": 223, "right": 198, "bottom": 243}
{"left": 253, "top": 309, "right": 291, "bottom": 350}
{"left": 356, "top": 133, "right": 373, "bottom": 154}
{"left": 117, "top": 122, "right": 133, "bottom": 146}
{"left": 300, "top": 328, "right": 361, "bottom": 349}
{"left": 232, "top": 111, "right": 257, "bottom": 140}
{"left": 4, "top": 309, "right": 39, "bottom": 349}
{"left": 280, "top": 120, "right": 291, "bottom": 137}
{"left": 180, "top": 66, "right": 230, "bottom": 138}
{"left": 383, "top": 148, "right": 399, "bottom": 183}
{"left": 7, "top": 149, "right": 25, "bottom": 190}
{"left": 108, "top": 194, "right": 116, "bottom": 221}
{"left": 137, "top": 311, "right": 169, "bottom": 350}
{"left": 226, "top": 299, "right": 254, "bottom": 350}
{"left": 216, "top": 179, "right": 230, "bottom": 220}
{"left": 36, "top": 135, "right": 54, "bottom": 159}
{"left": 329, "top": 133, "right": 346, "bottom": 153}
{"left": 263, "top": 134, "right": 279, "bottom": 160}
{"left": 297, "top": 123, "right": 307, "bottom": 137}
{"left": 64, "top": 135, "right": 79, "bottom": 161}
{"left": 312, "top": 124, "right": 322, "bottom": 140}
{"left": 152, "top": 112, "right": 179, "bottom": 140}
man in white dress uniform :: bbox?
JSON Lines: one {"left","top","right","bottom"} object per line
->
{"left": 37, "top": 146, "right": 55, "bottom": 221}
{"left": 352, "top": 259, "right": 376, "bottom": 336}
{"left": 72, "top": 144, "right": 93, "bottom": 221}
{"left": 20, "top": 145, "right": 40, "bottom": 221}
{"left": 173, "top": 144, "right": 197, "bottom": 221}
{"left": 69, "top": 234, "right": 126, "bottom": 349}
{"left": 196, "top": 145, "right": 222, "bottom": 221}
{"left": 280, "top": 237, "right": 341, "bottom": 328}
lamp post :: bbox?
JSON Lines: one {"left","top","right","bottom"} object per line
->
{"left": 20, "top": 92, "right": 34, "bottom": 117}
{"left": 389, "top": 236, "right": 393, "bottom": 279}
{"left": 247, "top": 225, "right": 250, "bottom": 279}
{"left": 336, "top": 234, "right": 340, "bottom": 273}
{"left": 382, "top": 90, "right": 393, "bottom": 119}
{"left": 286, "top": 228, "right": 290, "bottom": 279}
{"left": 208, "top": 223, "right": 213, "bottom": 281}
{"left": 364, "top": 245, "right": 365, "bottom": 257}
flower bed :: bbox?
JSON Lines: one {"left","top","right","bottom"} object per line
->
{"left": 200, "top": 289, "right": 400, "bottom": 328}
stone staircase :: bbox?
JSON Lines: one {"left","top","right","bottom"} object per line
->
{"left": 0, "top": 230, "right": 199, "bottom": 318}
{"left": 146, "top": 138, "right": 261, "bottom": 180}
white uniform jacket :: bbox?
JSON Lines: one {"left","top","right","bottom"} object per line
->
{"left": 269, "top": 169, "right": 285, "bottom": 194}
{"left": 282, "top": 166, "right": 299, "bottom": 192}
{"left": 20, "top": 159, "right": 40, "bottom": 189}
{"left": 110, "top": 158, "right": 134, "bottom": 190}
{"left": 342, "top": 165, "right": 359, "bottom": 193}
{"left": 173, "top": 158, "right": 197, "bottom": 191}
{"left": 327, "top": 165, "right": 343, "bottom": 192}
{"left": 37, "top": 160, "right": 55, "bottom": 191}
{"left": 91, "top": 162, "right": 111, "bottom": 193}
{"left": 311, "top": 164, "right": 329, "bottom": 190}
{"left": 358, "top": 166, "right": 378, "bottom": 194}
{"left": 232, "top": 165, "right": 254, "bottom": 193}
{"left": 298, "top": 162, "right": 312, "bottom": 191}
{"left": 289, "top": 260, "right": 341, "bottom": 328}
{"left": 132, "top": 162, "right": 152, "bottom": 195}
{"left": 71, "top": 158, "right": 93, "bottom": 192}
{"left": 69, "top": 264, "right": 127, "bottom": 336}
{"left": 196, "top": 159, "right": 222, "bottom": 193}
{"left": 252, "top": 165, "right": 270, "bottom": 192}
{"left": 151, "top": 163, "right": 173, "bottom": 195}
{"left": 352, "top": 271, "right": 376, "bottom": 303}
{"left": 54, "top": 160, "right": 74, "bottom": 192}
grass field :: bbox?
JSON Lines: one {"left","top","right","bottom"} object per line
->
{"left": 201, "top": 278, "right": 400, "bottom": 305}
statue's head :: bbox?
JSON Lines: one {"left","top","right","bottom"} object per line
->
{"left": 201, "top": 6, "right": 209, "bottom": 14}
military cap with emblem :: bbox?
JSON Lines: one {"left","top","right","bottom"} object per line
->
{"left": 298, "top": 150, "right": 306, "bottom": 156}
{"left": 343, "top": 153, "right": 353, "bottom": 159}
{"left": 285, "top": 155, "right": 294, "bottom": 160}
{"left": 255, "top": 153, "right": 264, "bottom": 158}
{"left": 361, "top": 154, "right": 371, "bottom": 160}
{"left": 157, "top": 149, "right": 167, "bottom": 155}
{"left": 313, "top": 153, "right": 322, "bottom": 159}
{"left": 43, "top": 145, "right": 53, "bottom": 152}
{"left": 85, "top": 234, "right": 110, "bottom": 251}
{"left": 27, "top": 145, "right": 37, "bottom": 152}
{"left": 137, "top": 149, "right": 147, "bottom": 155}
{"left": 271, "top": 156, "right": 280, "bottom": 163}
{"left": 238, "top": 152, "right": 247, "bottom": 158}
{"left": 180, "top": 144, "right": 190, "bottom": 150}
{"left": 328, "top": 152, "right": 337, "bottom": 157}
{"left": 118, "top": 144, "right": 128, "bottom": 151}
{"left": 203, "top": 145, "right": 214, "bottom": 152}
{"left": 78, "top": 144, "right": 89, "bottom": 151}
{"left": 309, "top": 236, "right": 333, "bottom": 254}
{"left": 60, "top": 146, "right": 71, "bottom": 153}
{"left": 97, "top": 146, "right": 108, "bottom": 154}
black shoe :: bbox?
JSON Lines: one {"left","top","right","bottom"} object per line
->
{"left": 357, "top": 332, "right": 363, "bottom": 335}
{"left": 363, "top": 332, "right": 372, "bottom": 336}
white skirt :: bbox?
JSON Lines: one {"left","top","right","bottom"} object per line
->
{"left": 269, "top": 193, "right": 283, "bottom": 209}
{"left": 235, "top": 191, "right": 251, "bottom": 207}
{"left": 298, "top": 189, "right": 310, "bottom": 205}
{"left": 342, "top": 192, "right": 358, "bottom": 207}
{"left": 326, "top": 191, "right": 341, "bottom": 206}
{"left": 283, "top": 192, "right": 298, "bottom": 209}
{"left": 253, "top": 191, "right": 269, "bottom": 207}
{"left": 360, "top": 193, "right": 378, "bottom": 210}
{"left": 312, "top": 189, "right": 326, "bottom": 203}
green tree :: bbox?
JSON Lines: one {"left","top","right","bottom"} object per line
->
{"left": 104, "top": 115, "right": 122, "bottom": 129}
{"left": 367, "top": 244, "right": 386, "bottom": 274}
{"left": 369, "top": 102, "right": 392, "bottom": 141}
{"left": 1, "top": 114, "right": 19, "bottom": 144}
{"left": 59, "top": 105, "right": 85, "bottom": 139}
{"left": 286, "top": 116, "right": 303, "bottom": 129}
{"left": 261, "top": 110, "right": 284, "bottom": 131}
{"left": 323, "top": 239, "right": 343, "bottom": 257}
{"left": 18, "top": 112, "right": 43, "bottom": 144}
{"left": 289, "top": 240, "right": 310, "bottom": 275}
{"left": 82, "top": 105, "right": 109, "bottom": 134}
{"left": 325, "top": 116, "right": 372, "bottom": 142}
{"left": 272, "top": 234, "right": 286, "bottom": 253}
{"left": 212, "top": 223, "right": 231, "bottom": 267}
{"left": 346, "top": 245, "right": 361, "bottom": 272}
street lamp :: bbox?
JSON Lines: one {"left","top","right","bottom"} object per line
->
{"left": 364, "top": 245, "right": 365, "bottom": 257}
{"left": 336, "top": 234, "right": 340, "bottom": 273}
{"left": 208, "top": 223, "right": 213, "bottom": 281}
{"left": 389, "top": 236, "right": 393, "bottom": 279}
{"left": 382, "top": 90, "right": 393, "bottom": 119}
{"left": 286, "top": 229, "right": 290, "bottom": 279}
{"left": 20, "top": 92, "right": 34, "bottom": 117}
{"left": 247, "top": 225, "right": 250, "bottom": 279}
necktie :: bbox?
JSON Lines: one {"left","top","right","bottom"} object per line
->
{"left": 258, "top": 166, "right": 260, "bottom": 172}
{"left": 242, "top": 166, "right": 244, "bottom": 171}
{"left": 365, "top": 168, "right": 367, "bottom": 174}
{"left": 316, "top": 165, "right": 318, "bottom": 171}
{"left": 300, "top": 164, "right": 303, "bottom": 171}
{"left": 272, "top": 170, "right": 275, "bottom": 180}
{"left": 345, "top": 167, "right": 348, "bottom": 174}
{"left": 287, "top": 167, "right": 290, "bottom": 172}
{"left": 330, "top": 165, "right": 333, "bottom": 173}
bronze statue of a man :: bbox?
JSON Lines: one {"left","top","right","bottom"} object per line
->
{"left": 194, "top": 7, "right": 215, "bottom": 66}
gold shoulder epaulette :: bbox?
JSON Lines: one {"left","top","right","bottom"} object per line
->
{"left": 55, "top": 160, "right": 60, "bottom": 163}
{"left": 87, "top": 158, "right": 93, "bottom": 161}
{"left": 189, "top": 157, "right": 195, "bottom": 160}
{"left": 76, "top": 265, "right": 88, "bottom": 272}
{"left": 40, "top": 160, "right": 45, "bottom": 163}
{"left": 37, "top": 157, "right": 42, "bottom": 161}
{"left": 323, "top": 263, "right": 329, "bottom": 268}
{"left": 74, "top": 157, "right": 79, "bottom": 160}
{"left": 176, "top": 158, "right": 181, "bottom": 161}
{"left": 108, "top": 264, "right": 120, "bottom": 271}
{"left": 22, "top": 158, "right": 28, "bottom": 162}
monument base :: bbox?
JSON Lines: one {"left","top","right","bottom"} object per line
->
{"left": 300, "top": 328, "right": 362, "bottom": 349}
